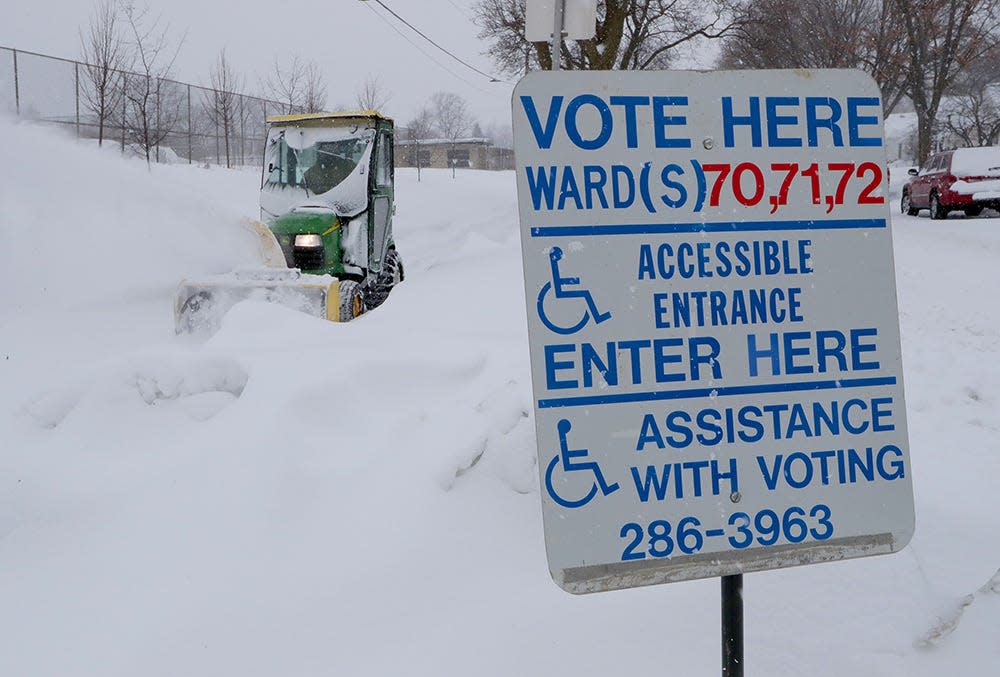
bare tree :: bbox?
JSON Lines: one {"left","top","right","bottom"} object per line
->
{"left": 720, "top": 0, "right": 909, "bottom": 113}
{"left": 473, "top": 0, "right": 535, "bottom": 75}
{"left": 262, "top": 56, "right": 305, "bottom": 114}
{"left": 722, "top": 0, "right": 1000, "bottom": 152}
{"left": 407, "top": 107, "right": 436, "bottom": 140}
{"left": 79, "top": 0, "right": 128, "bottom": 146}
{"left": 263, "top": 55, "right": 328, "bottom": 113}
{"left": 205, "top": 49, "right": 245, "bottom": 168}
{"left": 952, "top": 45, "right": 1000, "bottom": 95}
{"left": 300, "top": 60, "right": 328, "bottom": 113}
{"left": 122, "top": 3, "right": 184, "bottom": 165}
{"left": 940, "top": 52, "right": 1000, "bottom": 147}
{"left": 723, "top": 0, "right": 873, "bottom": 68}
{"left": 475, "top": 0, "right": 745, "bottom": 74}
{"left": 430, "top": 91, "right": 474, "bottom": 174}
{"left": 406, "top": 106, "right": 436, "bottom": 180}
{"left": 892, "top": 0, "right": 1000, "bottom": 163}
{"left": 355, "top": 74, "right": 391, "bottom": 112}
{"left": 940, "top": 87, "right": 1000, "bottom": 147}
{"left": 866, "top": 0, "right": 912, "bottom": 115}
{"left": 430, "top": 91, "right": 472, "bottom": 143}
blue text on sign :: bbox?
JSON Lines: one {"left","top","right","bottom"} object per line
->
{"left": 519, "top": 95, "right": 882, "bottom": 151}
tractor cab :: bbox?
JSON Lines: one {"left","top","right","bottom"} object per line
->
{"left": 261, "top": 111, "right": 400, "bottom": 304}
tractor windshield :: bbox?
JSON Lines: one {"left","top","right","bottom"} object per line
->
{"left": 265, "top": 126, "right": 375, "bottom": 195}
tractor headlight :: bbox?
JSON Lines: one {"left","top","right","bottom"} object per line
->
{"left": 295, "top": 234, "right": 322, "bottom": 248}
{"left": 291, "top": 233, "right": 325, "bottom": 270}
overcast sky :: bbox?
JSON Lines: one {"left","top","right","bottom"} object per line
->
{"left": 2, "top": 0, "right": 718, "bottom": 132}
{"left": 1, "top": 0, "right": 517, "bottom": 128}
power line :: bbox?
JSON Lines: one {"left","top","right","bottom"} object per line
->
{"left": 443, "top": 0, "right": 476, "bottom": 22}
{"left": 366, "top": 0, "right": 506, "bottom": 83}
{"left": 362, "top": 2, "right": 493, "bottom": 94}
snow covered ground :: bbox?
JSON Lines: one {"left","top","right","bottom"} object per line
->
{"left": 1, "top": 116, "right": 999, "bottom": 676}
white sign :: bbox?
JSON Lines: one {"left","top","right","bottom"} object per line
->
{"left": 525, "top": 0, "right": 597, "bottom": 42}
{"left": 512, "top": 70, "right": 915, "bottom": 594}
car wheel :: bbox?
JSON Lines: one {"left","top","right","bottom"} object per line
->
{"left": 901, "top": 191, "right": 919, "bottom": 216}
{"left": 929, "top": 193, "right": 948, "bottom": 220}
{"left": 338, "top": 280, "right": 365, "bottom": 322}
{"left": 964, "top": 206, "right": 983, "bottom": 217}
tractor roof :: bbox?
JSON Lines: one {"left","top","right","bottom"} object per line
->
{"left": 266, "top": 110, "right": 393, "bottom": 126}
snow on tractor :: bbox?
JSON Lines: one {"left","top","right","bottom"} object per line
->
{"left": 175, "top": 111, "right": 403, "bottom": 334}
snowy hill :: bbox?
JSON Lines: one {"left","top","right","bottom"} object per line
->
{"left": 1, "top": 116, "right": 999, "bottom": 676}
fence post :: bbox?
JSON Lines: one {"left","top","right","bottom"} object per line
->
{"left": 121, "top": 72, "right": 127, "bottom": 154}
{"left": 214, "top": 89, "right": 221, "bottom": 165}
{"left": 12, "top": 48, "right": 20, "bottom": 116}
{"left": 261, "top": 100, "right": 267, "bottom": 168}
{"left": 239, "top": 94, "right": 246, "bottom": 167}
{"left": 75, "top": 62, "right": 80, "bottom": 138}
{"left": 187, "top": 83, "right": 192, "bottom": 164}
{"left": 155, "top": 78, "right": 161, "bottom": 163}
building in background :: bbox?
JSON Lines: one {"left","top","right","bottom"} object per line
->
{"left": 394, "top": 133, "right": 513, "bottom": 171}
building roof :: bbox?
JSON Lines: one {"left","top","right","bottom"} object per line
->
{"left": 266, "top": 110, "right": 393, "bottom": 125}
{"left": 396, "top": 137, "right": 494, "bottom": 147}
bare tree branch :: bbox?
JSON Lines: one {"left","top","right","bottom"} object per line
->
{"left": 940, "top": 86, "right": 1000, "bottom": 146}
{"left": 407, "top": 106, "right": 436, "bottom": 140}
{"left": 300, "top": 60, "right": 328, "bottom": 113}
{"left": 474, "top": 0, "right": 745, "bottom": 74}
{"left": 262, "top": 55, "right": 327, "bottom": 114}
{"left": 355, "top": 73, "right": 391, "bottom": 112}
{"left": 429, "top": 91, "right": 472, "bottom": 142}
{"left": 122, "top": 2, "right": 184, "bottom": 166}
{"left": 204, "top": 48, "right": 245, "bottom": 168}
{"left": 262, "top": 55, "right": 305, "bottom": 114}
{"left": 79, "top": 0, "right": 128, "bottom": 146}
{"left": 892, "top": 0, "right": 1000, "bottom": 162}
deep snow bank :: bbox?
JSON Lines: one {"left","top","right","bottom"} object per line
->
{"left": 0, "top": 116, "right": 262, "bottom": 322}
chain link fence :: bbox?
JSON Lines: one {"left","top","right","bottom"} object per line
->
{"left": 1, "top": 45, "right": 286, "bottom": 166}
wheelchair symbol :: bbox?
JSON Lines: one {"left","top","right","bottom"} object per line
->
{"left": 537, "top": 246, "right": 612, "bottom": 335}
{"left": 544, "top": 419, "right": 620, "bottom": 509}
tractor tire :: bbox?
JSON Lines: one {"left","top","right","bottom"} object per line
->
{"left": 900, "top": 191, "right": 919, "bottom": 216}
{"left": 964, "top": 206, "right": 983, "bottom": 217}
{"left": 386, "top": 248, "right": 404, "bottom": 286}
{"left": 338, "top": 280, "right": 365, "bottom": 322}
{"left": 929, "top": 193, "right": 948, "bottom": 220}
{"left": 364, "top": 249, "right": 404, "bottom": 311}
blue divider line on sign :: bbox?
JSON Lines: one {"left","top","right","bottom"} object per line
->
{"left": 529, "top": 218, "right": 887, "bottom": 238}
{"left": 537, "top": 376, "right": 897, "bottom": 409}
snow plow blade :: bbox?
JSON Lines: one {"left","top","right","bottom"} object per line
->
{"left": 175, "top": 268, "right": 343, "bottom": 335}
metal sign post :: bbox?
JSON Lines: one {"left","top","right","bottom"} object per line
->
{"left": 512, "top": 68, "right": 913, "bottom": 676}
{"left": 550, "top": 0, "right": 565, "bottom": 72}
{"left": 722, "top": 574, "right": 743, "bottom": 676}
{"left": 525, "top": 0, "right": 596, "bottom": 68}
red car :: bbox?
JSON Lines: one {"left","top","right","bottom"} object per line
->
{"left": 901, "top": 146, "right": 1000, "bottom": 218}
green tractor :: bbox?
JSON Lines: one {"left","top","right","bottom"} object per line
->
{"left": 175, "top": 110, "right": 403, "bottom": 333}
